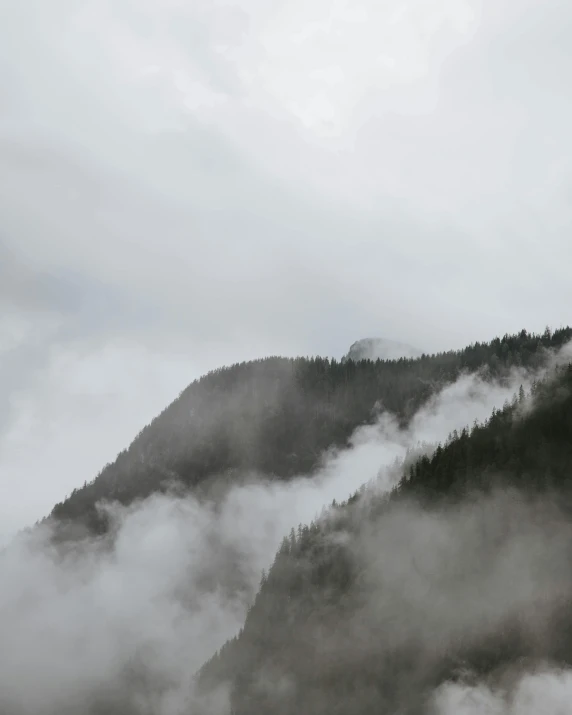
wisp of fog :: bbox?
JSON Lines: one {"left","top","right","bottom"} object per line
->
{"left": 1, "top": 346, "right": 571, "bottom": 714}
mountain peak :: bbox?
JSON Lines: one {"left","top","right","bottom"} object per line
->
{"left": 343, "top": 337, "right": 423, "bottom": 362}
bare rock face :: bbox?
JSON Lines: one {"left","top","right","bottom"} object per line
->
{"left": 343, "top": 338, "right": 422, "bottom": 362}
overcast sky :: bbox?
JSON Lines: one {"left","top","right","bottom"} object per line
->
{"left": 1, "top": 0, "right": 572, "bottom": 538}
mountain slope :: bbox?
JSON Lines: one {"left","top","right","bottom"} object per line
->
{"left": 48, "top": 328, "right": 572, "bottom": 536}
{"left": 196, "top": 361, "right": 572, "bottom": 715}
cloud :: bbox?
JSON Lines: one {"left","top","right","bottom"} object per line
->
{"left": 181, "top": 354, "right": 572, "bottom": 712}
{"left": 0, "top": 341, "right": 194, "bottom": 544}
{"left": 2, "top": 0, "right": 572, "bottom": 349}
{"left": 2, "top": 0, "right": 572, "bottom": 560}
{"left": 352, "top": 492, "right": 572, "bottom": 658}
{"left": 0, "top": 355, "right": 555, "bottom": 712}
{"left": 0, "top": 496, "right": 239, "bottom": 715}
{"left": 434, "top": 668, "right": 572, "bottom": 715}
{"left": 2, "top": 3, "right": 572, "bottom": 710}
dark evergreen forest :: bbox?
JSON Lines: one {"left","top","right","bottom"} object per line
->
{"left": 196, "top": 358, "right": 572, "bottom": 715}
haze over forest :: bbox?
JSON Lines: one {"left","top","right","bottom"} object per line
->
{"left": 3, "top": 0, "right": 572, "bottom": 713}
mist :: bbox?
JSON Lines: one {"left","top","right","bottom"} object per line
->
{"left": 4, "top": 0, "right": 572, "bottom": 551}
{"left": 4, "top": 0, "right": 572, "bottom": 709}
{"left": 0, "top": 352, "right": 568, "bottom": 714}
{"left": 434, "top": 667, "right": 572, "bottom": 715}
{"left": 227, "top": 486, "right": 572, "bottom": 714}
{"left": 336, "top": 488, "right": 572, "bottom": 714}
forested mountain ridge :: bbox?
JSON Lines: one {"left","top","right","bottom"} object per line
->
{"left": 196, "top": 361, "right": 572, "bottom": 715}
{"left": 48, "top": 327, "right": 572, "bottom": 536}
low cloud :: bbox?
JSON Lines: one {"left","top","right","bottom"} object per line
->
{"left": 434, "top": 667, "right": 572, "bottom": 715}
{"left": 228, "top": 487, "right": 572, "bottom": 713}
{"left": 0, "top": 352, "right": 558, "bottom": 714}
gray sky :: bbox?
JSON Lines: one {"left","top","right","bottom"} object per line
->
{"left": 1, "top": 0, "right": 572, "bottom": 538}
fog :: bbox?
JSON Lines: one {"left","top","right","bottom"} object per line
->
{"left": 361, "top": 491, "right": 572, "bottom": 714}
{"left": 3, "top": 0, "right": 572, "bottom": 709}
{"left": 434, "top": 668, "right": 572, "bottom": 715}
{"left": 233, "top": 487, "right": 572, "bottom": 714}
{"left": 3, "top": 0, "right": 572, "bottom": 537}
{"left": 353, "top": 492, "right": 572, "bottom": 660}
{"left": 0, "top": 354, "right": 558, "bottom": 715}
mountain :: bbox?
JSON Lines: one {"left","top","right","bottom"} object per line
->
{"left": 196, "top": 359, "right": 572, "bottom": 715}
{"left": 47, "top": 328, "right": 571, "bottom": 537}
{"left": 343, "top": 337, "right": 423, "bottom": 362}
{"left": 13, "top": 324, "right": 572, "bottom": 715}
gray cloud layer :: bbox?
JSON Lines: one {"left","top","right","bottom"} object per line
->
{"left": 2, "top": 0, "right": 572, "bottom": 530}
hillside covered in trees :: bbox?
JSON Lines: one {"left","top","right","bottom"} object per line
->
{"left": 195, "top": 360, "right": 572, "bottom": 715}
{"left": 48, "top": 327, "right": 571, "bottom": 535}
